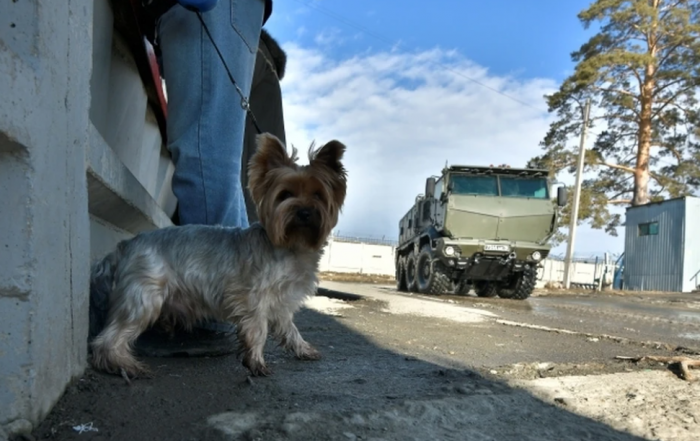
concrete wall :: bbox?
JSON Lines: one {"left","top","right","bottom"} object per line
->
{"left": 682, "top": 197, "right": 700, "bottom": 292}
{"left": 88, "top": 0, "right": 176, "bottom": 253}
{"left": 90, "top": 2, "right": 176, "bottom": 223}
{"left": 0, "top": 0, "right": 92, "bottom": 428}
{"left": 0, "top": 0, "right": 176, "bottom": 432}
{"left": 318, "top": 239, "right": 607, "bottom": 287}
{"left": 320, "top": 240, "right": 397, "bottom": 275}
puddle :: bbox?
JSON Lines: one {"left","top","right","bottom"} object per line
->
{"left": 542, "top": 297, "right": 700, "bottom": 324}
{"left": 678, "top": 332, "right": 700, "bottom": 341}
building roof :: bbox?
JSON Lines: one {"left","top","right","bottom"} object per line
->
{"left": 625, "top": 195, "right": 700, "bottom": 212}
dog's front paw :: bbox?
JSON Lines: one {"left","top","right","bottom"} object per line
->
{"left": 296, "top": 344, "right": 322, "bottom": 361}
{"left": 243, "top": 355, "right": 273, "bottom": 377}
{"left": 248, "top": 363, "right": 273, "bottom": 377}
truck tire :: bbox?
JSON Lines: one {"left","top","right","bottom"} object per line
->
{"left": 396, "top": 255, "right": 408, "bottom": 292}
{"left": 454, "top": 280, "right": 471, "bottom": 296}
{"left": 406, "top": 252, "right": 419, "bottom": 292}
{"left": 416, "top": 245, "right": 452, "bottom": 295}
{"left": 474, "top": 281, "right": 498, "bottom": 298}
{"left": 497, "top": 265, "right": 536, "bottom": 300}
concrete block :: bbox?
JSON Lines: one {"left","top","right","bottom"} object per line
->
{"left": 89, "top": 0, "right": 114, "bottom": 134}
{"left": 0, "top": 0, "right": 92, "bottom": 426}
{"left": 88, "top": 0, "right": 177, "bottom": 217}
{"left": 89, "top": 216, "right": 133, "bottom": 262}
{"left": 87, "top": 124, "right": 173, "bottom": 234}
{"left": 2, "top": 419, "right": 32, "bottom": 439}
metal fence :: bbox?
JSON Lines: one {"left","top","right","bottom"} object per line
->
{"left": 330, "top": 233, "right": 399, "bottom": 247}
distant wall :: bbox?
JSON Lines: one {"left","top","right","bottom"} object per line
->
{"left": 320, "top": 239, "right": 397, "bottom": 276}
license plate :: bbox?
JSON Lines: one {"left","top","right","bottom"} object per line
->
{"left": 484, "top": 244, "right": 510, "bottom": 252}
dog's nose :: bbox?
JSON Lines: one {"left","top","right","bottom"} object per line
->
{"left": 296, "top": 208, "right": 312, "bottom": 222}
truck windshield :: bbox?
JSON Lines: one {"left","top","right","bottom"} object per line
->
{"left": 500, "top": 176, "right": 549, "bottom": 199}
{"left": 450, "top": 174, "right": 549, "bottom": 199}
{"left": 450, "top": 175, "right": 498, "bottom": 196}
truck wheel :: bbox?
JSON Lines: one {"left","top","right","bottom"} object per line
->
{"left": 497, "top": 265, "right": 536, "bottom": 300}
{"left": 396, "top": 255, "right": 408, "bottom": 292}
{"left": 454, "top": 280, "right": 472, "bottom": 296}
{"left": 406, "top": 252, "right": 419, "bottom": 292}
{"left": 416, "top": 245, "right": 452, "bottom": 295}
{"left": 474, "top": 281, "right": 498, "bottom": 298}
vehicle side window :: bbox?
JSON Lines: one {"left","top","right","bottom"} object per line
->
{"left": 434, "top": 177, "right": 443, "bottom": 200}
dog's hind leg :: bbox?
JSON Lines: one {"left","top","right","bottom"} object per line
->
{"left": 90, "top": 273, "right": 166, "bottom": 379}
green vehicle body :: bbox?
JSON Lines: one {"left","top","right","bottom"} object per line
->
{"left": 394, "top": 164, "right": 567, "bottom": 299}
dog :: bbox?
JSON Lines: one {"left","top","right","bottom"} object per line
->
{"left": 88, "top": 133, "right": 347, "bottom": 379}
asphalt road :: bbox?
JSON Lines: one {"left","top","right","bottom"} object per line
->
{"left": 318, "top": 281, "right": 700, "bottom": 374}
{"left": 24, "top": 281, "right": 700, "bottom": 441}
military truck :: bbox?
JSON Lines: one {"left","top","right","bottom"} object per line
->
{"left": 394, "top": 164, "right": 567, "bottom": 300}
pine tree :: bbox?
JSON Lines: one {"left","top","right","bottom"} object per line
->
{"left": 530, "top": 0, "right": 700, "bottom": 240}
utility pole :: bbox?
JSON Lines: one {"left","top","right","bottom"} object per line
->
{"left": 563, "top": 98, "right": 591, "bottom": 289}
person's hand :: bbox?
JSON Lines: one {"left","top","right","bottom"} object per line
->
{"left": 177, "top": 0, "right": 218, "bottom": 12}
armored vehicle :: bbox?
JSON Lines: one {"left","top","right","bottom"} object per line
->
{"left": 394, "top": 164, "right": 567, "bottom": 299}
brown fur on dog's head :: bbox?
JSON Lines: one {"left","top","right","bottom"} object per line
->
{"left": 248, "top": 133, "right": 347, "bottom": 251}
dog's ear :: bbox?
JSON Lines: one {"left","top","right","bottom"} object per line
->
{"left": 250, "top": 133, "right": 295, "bottom": 174}
{"left": 248, "top": 133, "right": 297, "bottom": 207}
{"left": 309, "top": 140, "right": 348, "bottom": 209}
{"left": 310, "top": 140, "right": 346, "bottom": 176}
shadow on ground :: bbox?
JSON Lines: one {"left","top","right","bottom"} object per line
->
{"left": 29, "top": 288, "right": 648, "bottom": 441}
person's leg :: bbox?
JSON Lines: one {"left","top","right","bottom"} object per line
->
{"left": 134, "top": 0, "right": 264, "bottom": 355}
{"left": 158, "top": 0, "right": 265, "bottom": 228}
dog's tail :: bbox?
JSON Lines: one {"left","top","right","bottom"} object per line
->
{"left": 88, "top": 251, "right": 118, "bottom": 343}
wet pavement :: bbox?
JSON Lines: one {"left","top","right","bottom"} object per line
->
{"left": 359, "top": 284, "right": 700, "bottom": 351}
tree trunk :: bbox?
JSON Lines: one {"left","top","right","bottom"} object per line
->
{"left": 633, "top": 0, "right": 659, "bottom": 207}
{"left": 634, "top": 98, "right": 652, "bottom": 206}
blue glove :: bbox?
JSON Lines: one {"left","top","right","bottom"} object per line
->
{"left": 177, "top": 0, "right": 218, "bottom": 12}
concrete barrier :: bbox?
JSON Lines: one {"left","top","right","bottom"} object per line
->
{"left": 0, "top": 0, "right": 176, "bottom": 430}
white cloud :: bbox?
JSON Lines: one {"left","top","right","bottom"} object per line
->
{"left": 277, "top": 43, "right": 625, "bottom": 256}
{"left": 313, "top": 27, "right": 344, "bottom": 46}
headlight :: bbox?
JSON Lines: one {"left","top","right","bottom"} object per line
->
{"left": 444, "top": 246, "right": 455, "bottom": 256}
{"left": 531, "top": 251, "right": 542, "bottom": 261}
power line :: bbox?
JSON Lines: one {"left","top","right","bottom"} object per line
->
{"left": 290, "top": 0, "right": 549, "bottom": 113}
{"left": 291, "top": 1, "right": 697, "bottom": 173}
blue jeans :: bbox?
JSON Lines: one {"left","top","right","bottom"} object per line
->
{"left": 157, "top": 0, "right": 265, "bottom": 228}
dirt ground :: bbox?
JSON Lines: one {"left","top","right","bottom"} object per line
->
{"left": 10, "top": 280, "right": 700, "bottom": 441}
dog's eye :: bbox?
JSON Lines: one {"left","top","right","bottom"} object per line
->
{"left": 278, "top": 191, "right": 293, "bottom": 201}
{"left": 314, "top": 192, "right": 324, "bottom": 201}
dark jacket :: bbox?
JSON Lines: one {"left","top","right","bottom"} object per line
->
{"left": 241, "top": 28, "right": 288, "bottom": 223}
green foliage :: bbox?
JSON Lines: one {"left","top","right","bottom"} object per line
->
{"left": 532, "top": 0, "right": 700, "bottom": 240}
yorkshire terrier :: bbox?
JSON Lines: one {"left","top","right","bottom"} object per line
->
{"left": 88, "top": 133, "right": 347, "bottom": 379}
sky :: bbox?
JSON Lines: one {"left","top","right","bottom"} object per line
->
{"left": 262, "top": 0, "right": 625, "bottom": 258}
